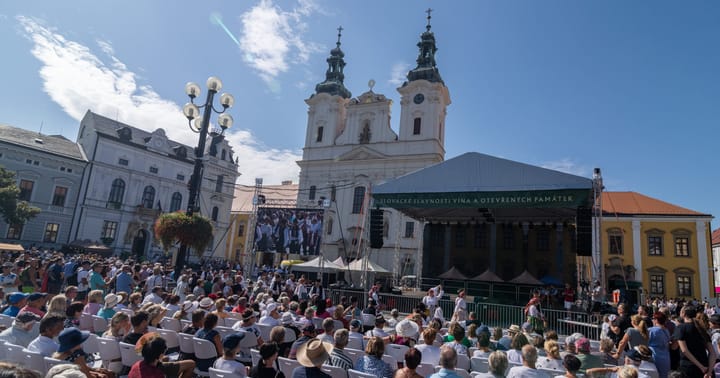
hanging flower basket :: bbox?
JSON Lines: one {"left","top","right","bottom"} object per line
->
{"left": 154, "top": 212, "right": 213, "bottom": 255}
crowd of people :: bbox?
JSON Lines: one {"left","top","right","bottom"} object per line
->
{"left": 0, "top": 248, "right": 718, "bottom": 378}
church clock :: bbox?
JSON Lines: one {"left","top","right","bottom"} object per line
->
{"left": 413, "top": 93, "right": 425, "bottom": 104}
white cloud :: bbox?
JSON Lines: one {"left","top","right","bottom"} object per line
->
{"left": 17, "top": 15, "right": 301, "bottom": 185}
{"left": 388, "top": 62, "right": 410, "bottom": 86}
{"left": 239, "top": 0, "right": 322, "bottom": 86}
{"left": 540, "top": 158, "right": 590, "bottom": 177}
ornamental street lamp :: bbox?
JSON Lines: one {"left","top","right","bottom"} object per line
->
{"left": 176, "top": 76, "right": 234, "bottom": 276}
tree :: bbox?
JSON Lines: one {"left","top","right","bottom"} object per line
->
{"left": 153, "top": 211, "right": 213, "bottom": 256}
{"left": 0, "top": 166, "right": 40, "bottom": 224}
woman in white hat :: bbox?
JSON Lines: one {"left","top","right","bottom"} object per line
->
{"left": 97, "top": 293, "right": 120, "bottom": 320}
{"left": 393, "top": 318, "right": 420, "bottom": 347}
{"left": 291, "top": 338, "right": 333, "bottom": 378}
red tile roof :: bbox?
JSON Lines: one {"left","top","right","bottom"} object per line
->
{"left": 601, "top": 191, "right": 708, "bottom": 217}
{"left": 712, "top": 228, "right": 720, "bottom": 246}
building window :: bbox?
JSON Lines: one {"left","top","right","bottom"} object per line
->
{"left": 118, "top": 158, "right": 129, "bottom": 166}
{"left": 18, "top": 180, "right": 34, "bottom": 201}
{"left": 43, "top": 223, "right": 59, "bottom": 243}
{"left": 101, "top": 221, "right": 118, "bottom": 239}
{"left": 608, "top": 228, "right": 623, "bottom": 255}
{"left": 107, "top": 178, "right": 125, "bottom": 209}
{"left": 52, "top": 186, "right": 68, "bottom": 207}
{"left": 327, "top": 218, "right": 333, "bottom": 235}
{"left": 309, "top": 186, "right": 316, "bottom": 200}
{"left": 6, "top": 224, "right": 23, "bottom": 240}
{"left": 169, "top": 192, "right": 182, "bottom": 212}
{"left": 650, "top": 274, "right": 665, "bottom": 295}
{"left": 215, "top": 175, "right": 224, "bottom": 193}
{"left": 359, "top": 121, "right": 371, "bottom": 144}
{"left": 675, "top": 237, "right": 690, "bottom": 257}
{"left": 648, "top": 236, "right": 663, "bottom": 256}
{"left": 211, "top": 206, "right": 219, "bottom": 221}
{"left": 149, "top": 166, "right": 158, "bottom": 174}
{"left": 455, "top": 228, "right": 466, "bottom": 248}
{"left": 413, "top": 117, "right": 421, "bottom": 135}
{"left": 677, "top": 276, "right": 692, "bottom": 297}
{"left": 141, "top": 185, "right": 156, "bottom": 208}
{"left": 503, "top": 225, "right": 515, "bottom": 250}
{"left": 351, "top": 186, "right": 365, "bottom": 214}
{"left": 237, "top": 224, "right": 245, "bottom": 237}
{"left": 316, "top": 126, "right": 324, "bottom": 142}
{"left": 330, "top": 185, "right": 336, "bottom": 202}
{"left": 404, "top": 222, "right": 415, "bottom": 238}
{"left": 536, "top": 229, "right": 550, "bottom": 251}
{"left": 473, "top": 227, "right": 486, "bottom": 248}
{"left": 177, "top": 174, "right": 185, "bottom": 181}
{"left": 221, "top": 149, "right": 226, "bottom": 160}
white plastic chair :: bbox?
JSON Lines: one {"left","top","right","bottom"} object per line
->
{"left": 5, "top": 343, "right": 26, "bottom": 366}
{"left": 161, "top": 317, "right": 182, "bottom": 332}
{"left": 333, "top": 320, "right": 345, "bottom": 331}
{"left": 43, "top": 357, "right": 66, "bottom": 373}
{"left": 456, "top": 353, "right": 471, "bottom": 371}
{"left": 119, "top": 342, "right": 141, "bottom": 369}
{"left": 96, "top": 337, "right": 122, "bottom": 370}
{"left": 416, "top": 362, "right": 435, "bottom": 377}
{"left": 178, "top": 333, "right": 195, "bottom": 356}
{"left": 538, "top": 367, "right": 565, "bottom": 376}
{"left": 348, "top": 369, "right": 375, "bottom": 378}
{"left": 381, "top": 354, "right": 397, "bottom": 369}
{"left": 321, "top": 364, "right": 349, "bottom": 378}
{"left": 361, "top": 314, "right": 375, "bottom": 329}
{"left": 193, "top": 337, "right": 219, "bottom": 376}
{"left": 455, "top": 368, "right": 472, "bottom": 378}
{"left": 283, "top": 328, "right": 297, "bottom": 343}
{"left": 256, "top": 323, "right": 274, "bottom": 341}
{"left": 209, "top": 367, "right": 244, "bottom": 378}
{"left": 343, "top": 348, "right": 364, "bottom": 365}
{"left": 156, "top": 328, "right": 180, "bottom": 351}
{"left": 251, "top": 348, "right": 261, "bottom": 367}
{"left": 79, "top": 313, "right": 93, "bottom": 331}
{"left": 384, "top": 344, "right": 409, "bottom": 365}
{"left": 278, "top": 356, "right": 301, "bottom": 378}
{"left": 92, "top": 315, "right": 108, "bottom": 335}
{"left": 346, "top": 337, "right": 364, "bottom": 351}
{"left": 640, "top": 369, "right": 660, "bottom": 378}
{"left": 84, "top": 333, "right": 100, "bottom": 355}
{"left": 312, "top": 317, "right": 324, "bottom": 330}
{"left": 0, "top": 314, "right": 14, "bottom": 328}
{"left": 215, "top": 326, "right": 235, "bottom": 340}
{"left": 21, "top": 349, "right": 46, "bottom": 375}
{"left": 180, "top": 319, "right": 191, "bottom": 329}
{"left": 470, "top": 357, "right": 489, "bottom": 373}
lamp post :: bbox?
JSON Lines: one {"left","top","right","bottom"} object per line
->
{"left": 175, "top": 76, "right": 234, "bottom": 276}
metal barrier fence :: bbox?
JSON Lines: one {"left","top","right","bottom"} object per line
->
{"left": 329, "top": 288, "right": 601, "bottom": 340}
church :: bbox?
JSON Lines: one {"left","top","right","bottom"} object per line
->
{"left": 296, "top": 13, "right": 449, "bottom": 275}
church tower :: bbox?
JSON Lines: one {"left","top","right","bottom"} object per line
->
{"left": 397, "top": 9, "right": 451, "bottom": 158}
{"left": 303, "top": 27, "right": 351, "bottom": 151}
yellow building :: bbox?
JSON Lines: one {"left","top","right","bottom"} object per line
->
{"left": 600, "top": 191, "right": 713, "bottom": 300}
{"left": 225, "top": 181, "right": 298, "bottom": 263}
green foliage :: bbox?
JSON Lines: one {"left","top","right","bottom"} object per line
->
{"left": 0, "top": 166, "right": 41, "bottom": 224}
{"left": 154, "top": 211, "right": 213, "bottom": 256}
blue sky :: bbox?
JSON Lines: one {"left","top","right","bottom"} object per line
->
{"left": 1, "top": 1, "right": 719, "bottom": 227}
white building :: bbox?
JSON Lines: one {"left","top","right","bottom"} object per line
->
{"left": 713, "top": 228, "right": 720, "bottom": 297}
{"left": 0, "top": 124, "right": 87, "bottom": 249}
{"left": 70, "top": 111, "right": 239, "bottom": 260}
{"left": 296, "top": 20, "right": 450, "bottom": 274}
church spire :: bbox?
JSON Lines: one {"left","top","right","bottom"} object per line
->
{"left": 406, "top": 9, "right": 444, "bottom": 85}
{"left": 314, "top": 26, "right": 352, "bottom": 99}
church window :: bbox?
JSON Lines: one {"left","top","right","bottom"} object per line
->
{"left": 107, "top": 178, "right": 125, "bottom": 209}
{"left": 211, "top": 206, "right": 219, "bottom": 221}
{"left": 316, "top": 126, "right": 324, "bottom": 142}
{"left": 309, "top": 185, "right": 316, "bottom": 200}
{"left": 351, "top": 186, "right": 365, "bottom": 214}
{"left": 330, "top": 185, "right": 336, "bottom": 202}
{"left": 221, "top": 149, "right": 226, "bottom": 160}
{"left": 141, "top": 186, "right": 156, "bottom": 208}
{"left": 359, "top": 121, "right": 371, "bottom": 144}
{"left": 327, "top": 218, "right": 333, "bottom": 235}
{"left": 170, "top": 192, "right": 182, "bottom": 212}
{"left": 413, "top": 118, "right": 422, "bottom": 135}
{"left": 215, "top": 175, "right": 224, "bottom": 193}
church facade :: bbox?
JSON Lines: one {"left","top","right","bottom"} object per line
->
{"left": 296, "top": 17, "right": 449, "bottom": 273}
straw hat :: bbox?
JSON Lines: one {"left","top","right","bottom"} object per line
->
{"left": 199, "top": 297, "right": 214, "bottom": 309}
{"left": 296, "top": 339, "right": 333, "bottom": 368}
{"left": 508, "top": 324, "right": 521, "bottom": 334}
{"left": 395, "top": 319, "right": 420, "bottom": 338}
{"left": 104, "top": 293, "right": 120, "bottom": 308}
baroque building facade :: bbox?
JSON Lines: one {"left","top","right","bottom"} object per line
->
{"left": 296, "top": 18, "right": 449, "bottom": 272}
{"left": 70, "top": 111, "right": 239, "bottom": 260}
{"left": 0, "top": 124, "right": 88, "bottom": 249}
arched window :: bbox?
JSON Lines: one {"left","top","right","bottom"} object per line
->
{"left": 107, "top": 178, "right": 125, "bottom": 209}
{"left": 352, "top": 186, "right": 365, "bottom": 214}
{"left": 221, "top": 149, "right": 226, "bottom": 160}
{"left": 316, "top": 126, "right": 324, "bottom": 142}
{"left": 413, "top": 117, "right": 422, "bottom": 135}
{"left": 170, "top": 192, "right": 182, "bottom": 212}
{"left": 215, "top": 175, "right": 224, "bottom": 193}
{"left": 141, "top": 186, "right": 155, "bottom": 208}
{"left": 211, "top": 206, "right": 219, "bottom": 221}
{"left": 309, "top": 185, "right": 316, "bottom": 200}
{"left": 326, "top": 217, "right": 333, "bottom": 235}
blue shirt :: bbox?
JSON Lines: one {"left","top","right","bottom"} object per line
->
{"left": 2, "top": 306, "right": 20, "bottom": 317}
{"left": 63, "top": 262, "right": 76, "bottom": 278}
{"left": 429, "top": 368, "right": 463, "bottom": 378}
{"left": 115, "top": 272, "right": 132, "bottom": 294}
{"left": 354, "top": 356, "right": 394, "bottom": 378}
{"left": 97, "top": 307, "right": 116, "bottom": 320}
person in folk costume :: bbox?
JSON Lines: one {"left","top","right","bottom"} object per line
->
{"left": 308, "top": 216, "right": 322, "bottom": 255}
{"left": 300, "top": 218, "right": 311, "bottom": 255}
{"left": 452, "top": 289, "right": 467, "bottom": 322}
{"left": 274, "top": 217, "right": 288, "bottom": 254}
{"left": 285, "top": 220, "right": 303, "bottom": 255}
{"left": 525, "top": 291, "right": 546, "bottom": 334}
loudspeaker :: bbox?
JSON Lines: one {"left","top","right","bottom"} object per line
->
{"left": 576, "top": 206, "right": 592, "bottom": 256}
{"left": 369, "top": 209, "right": 384, "bottom": 249}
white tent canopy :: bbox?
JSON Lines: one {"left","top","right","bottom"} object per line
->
{"left": 291, "top": 256, "right": 343, "bottom": 272}
{"left": 346, "top": 256, "right": 391, "bottom": 274}
{"left": 332, "top": 257, "right": 346, "bottom": 269}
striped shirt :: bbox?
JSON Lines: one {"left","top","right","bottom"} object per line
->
{"left": 329, "top": 349, "right": 353, "bottom": 371}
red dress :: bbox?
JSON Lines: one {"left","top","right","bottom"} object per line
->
{"left": 128, "top": 361, "right": 164, "bottom": 378}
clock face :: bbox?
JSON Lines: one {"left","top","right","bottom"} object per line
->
{"left": 413, "top": 93, "right": 425, "bottom": 104}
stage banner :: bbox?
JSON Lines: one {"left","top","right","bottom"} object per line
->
{"left": 373, "top": 189, "right": 590, "bottom": 209}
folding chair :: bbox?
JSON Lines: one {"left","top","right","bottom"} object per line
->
{"left": 178, "top": 333, "right": 195, "bottom": 357}
{"left": 119, "top": 342, "right": 142, "bottom": 370}
{"left": 21, "top": 349, "right": 46, "bottom": 375}
{"left": 343, "top": 348, "right": 363, "bottom": 365}
{"left": 193, "top": 337, "right": 219, "bottom": 377}
{"left": 348, "top": 369, "right": 375, "bottom": 378}
{"left": 470, "top": 357, "right": 489, "bottom": 373}
{"left": 96, "top": 337, "right": 122, "bottom": 371}
{"left": 160, "top": 317, "right": 182, "bottom": 332}
{"left": 209, "top": 367, "right": 244, "bottom": 378}
{"left": 79, "top": 313, "right": 93, "bottom": 331}
{"left": 278, "top": 356, "right": 301, "bottom": 378}
{"left": 456, "top": 353, "right": 471, "bottom": 371}
{"left": 5, "top": 343, "right": 26, "bottom": 366}
{"left": 346, "top": 337, "right": 364, "bottom": 351}
{"left": 381, "top": 354, "right": 397, "bottom": 369}
{"left": 256, "top": 323, "right": 273, "bottom": 341}
{"left": 320, "top": 364, "right": 349, "bottom": 378}
{"left": 156, "top": 328, "right": 181, "bottom": 356}
{"left": 384, "top": 344, "right": 409, "bottom": 366}
{"left": 416, "top": 362, "right": 435, "bottom": 377}
{"left": 43, "top": 357, "right": 66, "bottom": 373}
{"left": 92, "top": 316, "right": 108, "bottom": 335}
{"left": 251, "top": 348, "right": 261, "bottom": 367}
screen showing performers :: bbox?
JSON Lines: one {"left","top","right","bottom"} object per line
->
{"left": 254, "top": 207, "right": 324, "bottom": 255}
